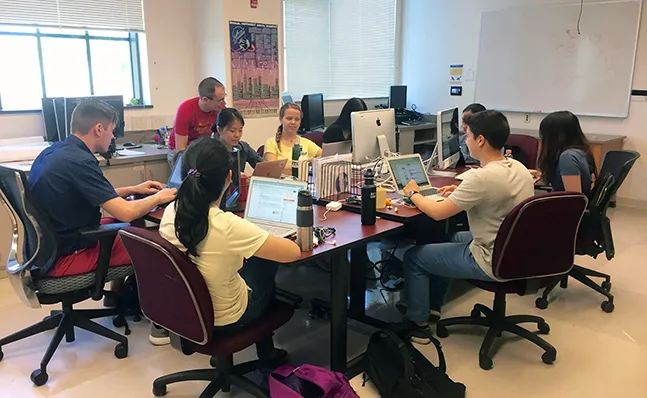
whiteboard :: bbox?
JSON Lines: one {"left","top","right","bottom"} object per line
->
{"left": 475, "top": 1, "right": 641, "bottom": 118}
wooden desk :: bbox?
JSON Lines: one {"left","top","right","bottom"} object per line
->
{"left": 144, "top": 204, "right": 405, "bottom": 374}
{"left": 317, "top": 167, "right": 468, "bottom": 224}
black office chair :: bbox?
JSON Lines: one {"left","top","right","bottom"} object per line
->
{"left": 536, "top": 150, "right": 640, "bottom": 313}
{"left": 0, "top": 166, "right": 132, "bottom": 386}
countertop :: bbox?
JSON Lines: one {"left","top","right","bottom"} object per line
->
{"left": 511, "top": 128, "right": 626, "bottom": 144}
{"left": 0, "top": 144, "right": 170, "bottom": 172}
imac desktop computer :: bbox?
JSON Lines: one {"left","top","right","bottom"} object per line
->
{"left": 351, "top": 108, "right": 397, "bottom": 164}
{"left": 433, "top": 107, "right": 461, "bottom": 170}
{"left": 300, "top": 93, "right": 325, "bottom": 131}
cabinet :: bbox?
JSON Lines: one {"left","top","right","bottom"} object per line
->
{"left": 102, "top": 161, "right": 171, "bottom": 188}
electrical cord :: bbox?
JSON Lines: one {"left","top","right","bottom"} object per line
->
{"left": 577, "top": 0, "right": 584, "bottom": 35}
{"left": 317, "top": 209, "right": 331, "bottom": 221}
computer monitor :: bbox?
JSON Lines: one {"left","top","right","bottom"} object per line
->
{"left": 41, "top": 97, "right": 67, "bottom": 142}
{"left": 300, "top": 93, "right": 325, "bottom": 131}
{"left": 351, "top": 108, "right": 397, "bottom": 164}
{"left": 389, "top": 85, "right": 407, "bottom": 110}
{"left": 281, "top": 92, "right": 294, "bottom": 105}
{"left": 435, "top": 107, "right": 461, "bottom": 170}
{"left": 41, "top": 95, "right": 125, "bottom": 142}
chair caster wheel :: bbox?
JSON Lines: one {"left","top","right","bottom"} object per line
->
{"left": 113, "top": 316, "right": 125, "bottom": 328}
{"left": 114, "top": 343, "right": 128, "bottom": 359}
{"left": 436, "top": 324, "right": 449, "bottom": 338}
{"left": 30, "top": 369, "right": 48, "bottom": 386}
{"left": 542, "top": 351, "right": 556, "bottom": 365}
{"left": 601, "top": 281, "right": 612, "bottom": 292}
{"left": 133, "top": 314, "right": 142, "bottom": 322}
{"left": 479, "top": 355, "right": 493, "bottom": 370}
{"left": 470, "top": 309, "right": 481, "bottom": 318}
{"left": 152, "top": 385, "right": 167, "bottom": 397}
{"left": 538, "top": 321, "right": 550, "bottom": 335}
{"left": 535, "top": 297, "right": 548, "bottom": 310}
{"left": 601, "top": 301, "right": 615, "bottom": 313}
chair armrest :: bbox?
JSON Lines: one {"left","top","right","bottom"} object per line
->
{"left": 78, "top": 223, "right": 130, "bottom": 300}
{"left": 78, "top": 223, "right": 131, "bottom": 239}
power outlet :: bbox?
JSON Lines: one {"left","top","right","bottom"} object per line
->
{"left": 524, "top": 114, "right": 531, "bottom": 123}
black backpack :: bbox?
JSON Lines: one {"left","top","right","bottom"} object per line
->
{"left": 363, "top": 330, "right": 466, "bottom": 398}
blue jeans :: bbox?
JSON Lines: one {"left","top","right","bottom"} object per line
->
{"left": 404, "top": 231, "right": 495, "bottom": 323}
{"left": 215, "top": 257, "right": 279, "bottom": 331}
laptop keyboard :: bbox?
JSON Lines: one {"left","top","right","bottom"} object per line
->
{"left": 421, "top": 187, "right": 440, "bottom": 196}
{"left": 259, "top": 225, "right": 295, "bottom": 237}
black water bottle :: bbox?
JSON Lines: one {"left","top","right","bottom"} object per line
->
{"left": 296, "top": 190, "right": 314, "bottom": 251}
{"left": 361, "top": 169, "right": 376, "bottom": 226}
{"left": 292, "top": 143, "right": 302, "bottom": 178}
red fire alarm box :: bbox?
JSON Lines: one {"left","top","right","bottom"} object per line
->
{"left": 251, "top": 0, "right": 258, "bottom": 8}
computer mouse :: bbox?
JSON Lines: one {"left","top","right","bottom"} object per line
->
{"left": 123, "top": 141, "right": 136, "bottom": 147}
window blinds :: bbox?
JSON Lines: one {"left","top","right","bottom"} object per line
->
{"left": 0, "top": 0, "right": 145, "bottom": 32}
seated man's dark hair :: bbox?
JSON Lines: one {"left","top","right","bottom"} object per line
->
{"left": 463, "top": 110, "right": 510, "bottom": 150}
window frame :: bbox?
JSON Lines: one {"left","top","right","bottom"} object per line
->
{"left": 282, "top": 0, "right": 401, "bottom": 101}
{"left": 0, "top": 26, "right": 145, "bottom": 111}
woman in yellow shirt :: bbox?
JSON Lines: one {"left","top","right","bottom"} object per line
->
{"left": 264, "top": 103, "right": 322, "bottom": 171}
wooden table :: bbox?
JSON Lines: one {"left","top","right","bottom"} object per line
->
{"left": 144, "top": 204, "right": 405, "bottom": 375}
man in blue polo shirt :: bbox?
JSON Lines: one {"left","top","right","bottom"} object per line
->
{"left": 29, "top": 98, "right": 177, "bottom": 278}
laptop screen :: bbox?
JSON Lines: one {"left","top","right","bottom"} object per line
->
{"left": 167, "top": 153, "right": 184, "bottom": 189}
{"left": 388, "top": 156, "right": 431, "bottom": 191}
{"left": 246, "top": 179, "right": 306, "bottom": 225}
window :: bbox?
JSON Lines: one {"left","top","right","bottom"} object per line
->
{"left": 0, "top": 0, "right": 145, "bottom": 111}
{"left": 284, "top": 0, "right": 397, "bottom": 100}
{"left": 0, "top": 26, "right": 145, "bottom": 111}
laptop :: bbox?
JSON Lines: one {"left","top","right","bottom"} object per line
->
{"left": 386, "top": 154, "right": 444, "bottom": 200}
{"left": 321, "top": 141, "right": 352, "bottom": 157}
{"left": 244, "top": 176, "right": 308, "bottom": 237}
{"left": 166, "top": 152, "right": 184, "bottom": 189}
{"left": 252, "top": 159, "right": 288, "bottom": 179}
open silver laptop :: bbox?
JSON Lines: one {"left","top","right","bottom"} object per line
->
{"left": 321, "top": 141, "right": 352, "bottom": 157}
{"left": 244, "top": 176, "right": 308, "bottom": 237}
{"left": 386, "top": 154, "right": 444, "bottom": 200}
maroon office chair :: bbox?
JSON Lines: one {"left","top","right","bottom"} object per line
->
{"left": 119, "top": 227, "right": 294, "bottom": 398}
{"left": 257, "top": 145, "right": 265, "bottom": 157}
{"left": 506, "top": 134, "right": 539, "bottom": 169}
{"left": 302, "top": 131, "right": 325, "bottom": 148}
{"left": 436, "top": 192, "right": 588, "bottom": 371}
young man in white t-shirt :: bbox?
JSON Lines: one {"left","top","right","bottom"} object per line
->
{"left": 395, "top": 110, "right": 535, "bottom": 343}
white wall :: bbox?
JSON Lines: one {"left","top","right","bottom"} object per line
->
{"left": 401, "top": 0, "right": 647, "bottom": 206}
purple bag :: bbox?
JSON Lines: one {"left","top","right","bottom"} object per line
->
{"left": 269, "top": 364, "right": 360, "bottom": 398}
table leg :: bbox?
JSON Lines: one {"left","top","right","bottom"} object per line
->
{"left": 349, "top": 246, "right": 368, "bottom": 318}
{"left": 330, "top": 251, "right": 350, "bottom": 373}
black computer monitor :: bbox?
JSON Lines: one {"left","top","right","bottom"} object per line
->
{"left": 300, "top": 93, "right": 325, "bottom": 131}
{"left": 41, "top": 95, "right": 125, "bottom": 142}
{"left": 389, "top": 85, "right": 407, "bottom": 110}
{"left": 41, "top": 97, "right": 67, "bottom": 142}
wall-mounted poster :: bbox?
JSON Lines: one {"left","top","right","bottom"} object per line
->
{"left": 229, "top": 21, "right": 280, "bottom": 118}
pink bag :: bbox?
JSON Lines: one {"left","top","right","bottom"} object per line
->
{"left": 269, "top": 364, "right": 360, "bottom": 398}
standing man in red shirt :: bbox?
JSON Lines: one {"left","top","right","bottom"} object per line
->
{"left": 168, "top": 77, "right": 227, "bottom": 167}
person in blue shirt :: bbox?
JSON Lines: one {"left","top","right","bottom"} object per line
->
{"left": 28, "top": 98, "right": 177, "bottom": 278}
{"left": 536, "top": 111, "right": 596, "bottom": 196}
{"left": 459, "top": 103, "right": 486, "bottom": 165}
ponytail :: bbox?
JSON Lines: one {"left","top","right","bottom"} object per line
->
{"left": 174, "top": 137, "right": 231, "bottom": 257}
{"left": 174, "top": 173, "right": 210, "bottom": 257}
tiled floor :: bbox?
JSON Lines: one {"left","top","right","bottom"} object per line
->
{"left": 1, "top": 206, "right": 647, "bottom": 397}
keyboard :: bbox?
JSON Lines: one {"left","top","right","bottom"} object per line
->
{"left": 421, "top": 187, "right": 440, "bottom": 196}
{"left": 258, "top": 224, "right": 295, "bottom": 237}
{"left": 400, "top": 119, "right": 427, "bottom": 126}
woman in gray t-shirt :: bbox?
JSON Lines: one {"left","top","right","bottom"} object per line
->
{"left": 537, "top": 111, "right": 596, "bottom": 196}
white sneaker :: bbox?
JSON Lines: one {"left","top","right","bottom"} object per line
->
{"left": 149, "top": 324, "right": 171, "bottom": 346}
